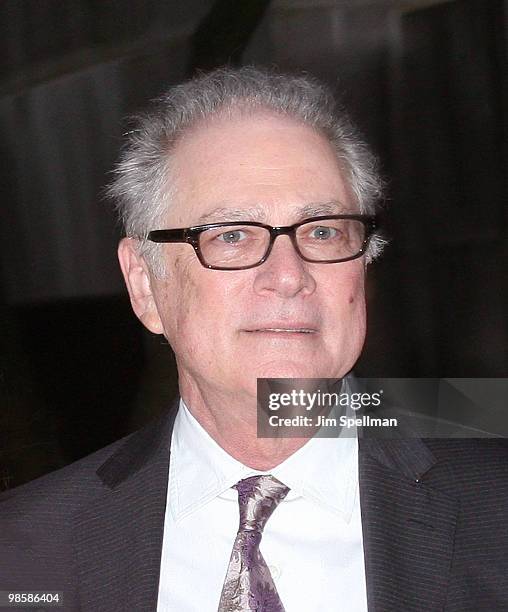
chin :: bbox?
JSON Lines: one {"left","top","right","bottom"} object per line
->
{"left": 253, "top": 360, "right": 324, "bottom": 380}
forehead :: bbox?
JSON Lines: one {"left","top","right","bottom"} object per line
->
{"left": 167, "top": 111, "right": 353, "bottom": 225}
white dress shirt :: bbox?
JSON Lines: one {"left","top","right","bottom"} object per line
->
{"left": 157, "top": 400, "right": 368, "bottom": 611}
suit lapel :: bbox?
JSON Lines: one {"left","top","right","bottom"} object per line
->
{"left": 74, "top": 403, "right": 178, "bottom": 612}
{"left": 358, "top": 436, "right": 459, "bottom": 611}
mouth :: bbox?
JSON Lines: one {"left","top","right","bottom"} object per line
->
{"left": 244, "top": 324, "right": 318, "bottom": 336}
{"left": 247, "top": 328, "right": 316, "bottom": 333}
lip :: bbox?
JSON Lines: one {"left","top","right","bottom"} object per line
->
{"left": 244, "top": 322, "right": 318, "bottom": 333}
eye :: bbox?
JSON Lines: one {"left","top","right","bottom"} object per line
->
{"left": 309, "top": 226, "right": 338, "bottom": 240}
{"left": 217, "top": 229, "right": 247, "bottom": 244}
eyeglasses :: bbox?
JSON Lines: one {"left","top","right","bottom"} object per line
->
{"left": 147, "top": 214, "right": 377, "bottom": 271}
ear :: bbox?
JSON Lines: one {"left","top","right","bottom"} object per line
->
{"left": 117, "top": 238, "right": 164, "bottom": 335}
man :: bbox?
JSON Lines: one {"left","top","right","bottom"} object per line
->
{"left": 1, "top": 67, "right": 507, "bottom": 611}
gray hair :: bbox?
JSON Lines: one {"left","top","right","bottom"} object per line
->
{"left": 108, "top": 66, "right": 385, "bottom": 275}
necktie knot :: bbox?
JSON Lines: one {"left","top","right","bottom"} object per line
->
{"left": 234, "top": 475, "right": 289, "bottom": 533}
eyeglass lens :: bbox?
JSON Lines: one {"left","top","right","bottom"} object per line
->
{"left": 198, "top": 219, "right": 367, "bottom": 268}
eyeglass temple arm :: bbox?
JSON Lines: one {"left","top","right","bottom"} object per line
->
{"left": 147, "top": 229, "right": 188, "bottom": 243}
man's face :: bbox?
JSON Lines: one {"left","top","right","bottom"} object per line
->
{"left": 134, "top": 112, "right": 367, "bottom": 399}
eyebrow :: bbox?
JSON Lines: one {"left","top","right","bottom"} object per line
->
{"left": 293, "top": 201, "right": 350, "bottom": 219}
{"left": 196, "top": 201, "right": 350, "bottom": 224}
{"left": 196, "top": 206, "right": 265, "bottom": 224}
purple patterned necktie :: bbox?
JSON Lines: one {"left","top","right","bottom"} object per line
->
{"left": 218, "top": 475, "right": 290, "bottom": 612}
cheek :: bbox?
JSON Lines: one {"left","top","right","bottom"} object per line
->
{"left": 173, "top": 264, "right": 207, "bottom": 335}
{"left": 322, "top": 267, "right": 367, "bottom": 344}
{"left": 154, "top": 254, "right": 200, "bottom": 339}
{"left": 327, "top": 265, "right": 365, "bottom": 307}
{"left": 170, "top": 258, "right": 234, "bottom": 336}
{"left": 347, "top": 273, "right": 367, "bottom": 319}
{"left": 176, "top": 264, "right": 198, "bottom": 323}
{"left": 348, "top": 280, "right": 365, "bottom": 305}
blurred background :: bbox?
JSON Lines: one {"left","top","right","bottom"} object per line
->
{"left": 1, "top": 0, "right": 506, "bottom": 489}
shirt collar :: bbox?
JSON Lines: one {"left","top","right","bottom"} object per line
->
{"left": 168, "top": 398, "right": 358, "bottom": 524}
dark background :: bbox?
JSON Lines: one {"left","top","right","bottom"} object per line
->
{"left": 1, "top": 0, "right": 506, "bottom": 489}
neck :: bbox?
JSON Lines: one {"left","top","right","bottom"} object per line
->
{"left": 178, "top": 372, "right": 313, "bottom": 470}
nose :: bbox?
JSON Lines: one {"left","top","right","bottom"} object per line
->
{"left": 252, "top": 234, "right": 316, "bottom": 298}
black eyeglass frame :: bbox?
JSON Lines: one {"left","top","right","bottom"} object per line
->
{"left": 146, "top": 214, "right": 378, "bottom": 270}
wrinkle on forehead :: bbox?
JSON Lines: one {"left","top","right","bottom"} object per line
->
{"left": 167, "top": 112, "right": 355, "bottom": 226}
{"left": 197, "top": 201, "right": 353, "bottom": 224}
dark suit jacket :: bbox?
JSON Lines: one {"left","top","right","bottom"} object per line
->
{"left": 1, "top": 400, "right": 508, "bottom": 611}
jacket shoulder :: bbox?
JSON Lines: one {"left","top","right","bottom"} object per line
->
{"left": 423, "top": 438, "right": 508, "bottom": 502}
{"left": 0, "top": 433, "right": 135, "bottom": 596}
{"left": 425, "top": 438, "right": 508, "bottom": 467}
{"left": 0, "top": 432, "right": 133, "bottom": 519}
